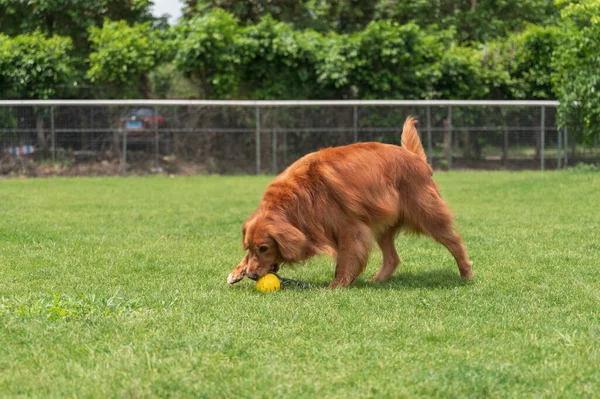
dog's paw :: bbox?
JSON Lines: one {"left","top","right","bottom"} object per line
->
{"left": 227, "top": 272, "right": 244, "bottom": 285}
{"left": 368, "top": 276, "right": 385, "bottom": 283}
{"left": 460, "top": 261, "right": 473, "bottom": 279}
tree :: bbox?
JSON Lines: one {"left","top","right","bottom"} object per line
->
{"left": 182, "top": 0, "right": 315, "bottom": 28}
{"left": 312, "top": 32, "right": 356, "bottom": 98}
{"left": 376, "top": 0, "right": 559, "bottom": 42}
{"left": 303, "top": 0, "right": 379, "bottom": 33}
{"left": 343, "top": 21, "right": 443, "bottom": 99}
{"left": 182, "top": 0, "right": 386, "bottom": 32}
{"left": 0, "top": 0, "right": 153, "bottom": 53}
{"left": 552, "top": 0, "right": 600, "bottom": 144}
{"left": 87, "top": 20, "right": 164, "bottom": 98}
{"left": 184, "top": 0, "right": 559, "bottom": 40}
{"left": 499, "top": 25, "right": 560, "bottom": 100}
{"left": 433, "top": 45, "right": 511, "bottom": 159}
{"left": 0, "top": 0, "right": 158, "bottom": 98}
{"left": 0, "top": 31, "right": 74, "bottom": 150}
{"left": 172, "top": 11, "right": 517, "bottom": 101}
{"left": 174, "top": 9, "right": 241, "bottom": 98}
{"left": 237, "top": 16, "right": 321, "bottom": 99}
{"left": 0, "top": 31, "right": 74, "bottom": 99}
{"left": 435, "top": 45, "right": 510, "bottom": 100}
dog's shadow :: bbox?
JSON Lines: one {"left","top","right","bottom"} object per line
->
{"left": 244, "top": 269, "right": 472, "bottom": 291}
{"left": 354, "top": 269, "right": 472, "bottom": 290}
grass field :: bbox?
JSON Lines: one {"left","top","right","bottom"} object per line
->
{"left": 1, "top": 171, "right": 599, "bottom": 398}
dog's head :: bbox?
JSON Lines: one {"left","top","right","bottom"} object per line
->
{"left": 227, "top": 212, "right": 307, "bottom": 284}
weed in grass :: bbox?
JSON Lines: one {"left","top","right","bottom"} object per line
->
{"left": 0, "top": 293, "right": 143, "bottom": 321}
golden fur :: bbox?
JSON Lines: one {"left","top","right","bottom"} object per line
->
{"left": 227, "top": 117, "right": 473, "bottom": 287}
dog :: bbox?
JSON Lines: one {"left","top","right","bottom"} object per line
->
{"left": 227, "top": 117, "right": 473, "bottom": 288}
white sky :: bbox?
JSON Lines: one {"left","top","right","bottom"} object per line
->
{"left": 152, "top": 0, "right": 183, "bottom": 24}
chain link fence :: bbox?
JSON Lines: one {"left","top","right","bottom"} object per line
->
{"left": 1, "top": 100, "right": 598, "bottom": 176}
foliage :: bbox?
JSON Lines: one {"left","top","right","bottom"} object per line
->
{"left": 431, "top": 41, "right": 512, "bottom": 100}
{"left": 183, "top": 0, "right": 380, "bottom": 33}
{"left": 568, "top": 162, "right": 600, "bottom": 172}
{"left": 376, "top": 0, "right": 559, "bottom": 43}
{"left": 174, "top": 9, "right": 241, "bottom": 98}
{"left": 186, "top": 0, "right": 559, "bottom": 41}
{"left": 495, "top": 25, "right": 560, "bottom": 100}
{"left": 173, "top": 12, "right": 553, "bottom": 102}
{"left": 311, "top": 32, "right": 356, "bottom": 97}
{"left": 306, "top": 0, "right": 379, "bottom": 33}
{"left": 344, "top": 21, "right": 442, "bottom": 99}
{"left": 552, "top": 0, "right": 600, "bottom": 143}
{"left": 237, "top": 16, "right": 321, "bottom": 99}
{"left": 149, "top": 63, "right": 199, "bottom": 99}
{"left": 317, "top": 22, "right": 505, "bottom": 100}
{"left": 175, "top": 13, "right": 508, "bottom": 100}
{"left": 0, "top": 0, "right": 153, "bottom": 53}
{"left": 0, "top": 31, "right": 74, "bottom": 99}
{"left": 87, "top": 20, "right": 162, "bottom": 98}
{"left": 182, "top": 0, "right": 316, "bottom": 28}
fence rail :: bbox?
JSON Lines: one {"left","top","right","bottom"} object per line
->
{"left": 0, "top": 99, "right": 560, "bottom": 107}
{"left": 0, "top": 100, "right": 597, "bottom": 177}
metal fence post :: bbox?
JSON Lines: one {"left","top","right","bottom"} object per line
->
{"left": 426, "top": 105, "right": 432, "bottom": 165}
{"left": 255, "top": 107, "right": 261, "bottom": 175}
{"left": 447, "top": 105, "right": 452, "bottom": 170}
{"left": 540, "top": 106, "right": 545, "bottom": 171}
{"left": 283, "top": 131, "right": 288, "bottom": 168}
{"left": 50, "top": 106, "right": 55, "bottom": 164}
{"left": 272, "top": 129, "right": 277, "bottom": 174}
{"left": 564, "top": 127, "right": 568, "bottom": 167}
{"left": 557, "top": 124, "right": 562, "bottom": 169}
{"left": 121, "top": 129, "right": 127, "bottom": 176}
{"left": 153, "top": 106, "right": 159, "bottom": 169}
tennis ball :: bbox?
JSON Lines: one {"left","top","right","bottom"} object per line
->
{"left": 255, "top": 273, "right": 281, "bottom": 292}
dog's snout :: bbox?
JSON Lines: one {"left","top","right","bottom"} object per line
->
{"left": 247, "top": 272, "right": 259, "bottom": 280}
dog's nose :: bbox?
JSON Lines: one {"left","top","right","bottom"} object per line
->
{"left": 247, "top": 272, "right": 259, "bottom": 280}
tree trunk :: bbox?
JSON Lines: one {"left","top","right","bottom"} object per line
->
{"left": 139, "top": 73, "right": 152, "bottom": 99}
{"left": 200, "top": 68, "right": 212, "bottom": 98}
{"left": 35, "top": 110, "right": 47, "bottom": 155}
{"left": 443, "top": 118, "right": 451, "bottom": 161}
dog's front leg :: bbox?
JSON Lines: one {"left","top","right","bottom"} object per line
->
{"left": 329, "top": 224, "right": 372, "bottom": 288}
{"left": 227, "top": 253, "right": 249, "bottom": 284}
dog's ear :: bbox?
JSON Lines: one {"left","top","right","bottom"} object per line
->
{"left": 242, "top": 214, "right": 257, "bottom": 250}
{"left": 241, "top": 224, "right": 248, "bottom": 250}
{"left": 269, "top": 221, "right": 307, "bottom": 261}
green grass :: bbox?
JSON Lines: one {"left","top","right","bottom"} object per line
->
{"left": 1, "top": 171, "right": 599, "bottom": 398}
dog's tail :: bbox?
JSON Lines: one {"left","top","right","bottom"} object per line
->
{"left": 401, "top": 116, "right": 428, "bottom": 164}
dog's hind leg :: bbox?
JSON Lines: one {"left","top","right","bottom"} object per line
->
{"left": 369, "top": 227, "right": 400, "bottom": 283}
{"left": 433, "top": 229, "right": 473, "bottom": 279}
{"left": 329, "top": 223, "right": 372, "bottom": 288}
{"left": 410, "top": 196, "right": 473, "bottom": 279}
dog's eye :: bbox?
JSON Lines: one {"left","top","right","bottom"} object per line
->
{"left": 259, "top": 246, "right": 268, "bottom": 253}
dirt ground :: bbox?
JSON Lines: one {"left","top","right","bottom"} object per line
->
{"left": 1, "top": 153, "right": 597, "bottom": 178}
{"left": 0, "top": 153, "right": 208, "bottom": 178}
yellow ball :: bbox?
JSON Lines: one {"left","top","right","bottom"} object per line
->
{"left": 255, "top": 273, "right": 281, "bottom": 292}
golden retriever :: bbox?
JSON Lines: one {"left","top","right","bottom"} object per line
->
{"left": 227, "top": 117, "right": 473, "bottom": 287}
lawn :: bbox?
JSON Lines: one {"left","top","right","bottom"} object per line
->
{"left": 0, "top": 171, "right": 599, "bottom": 398}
